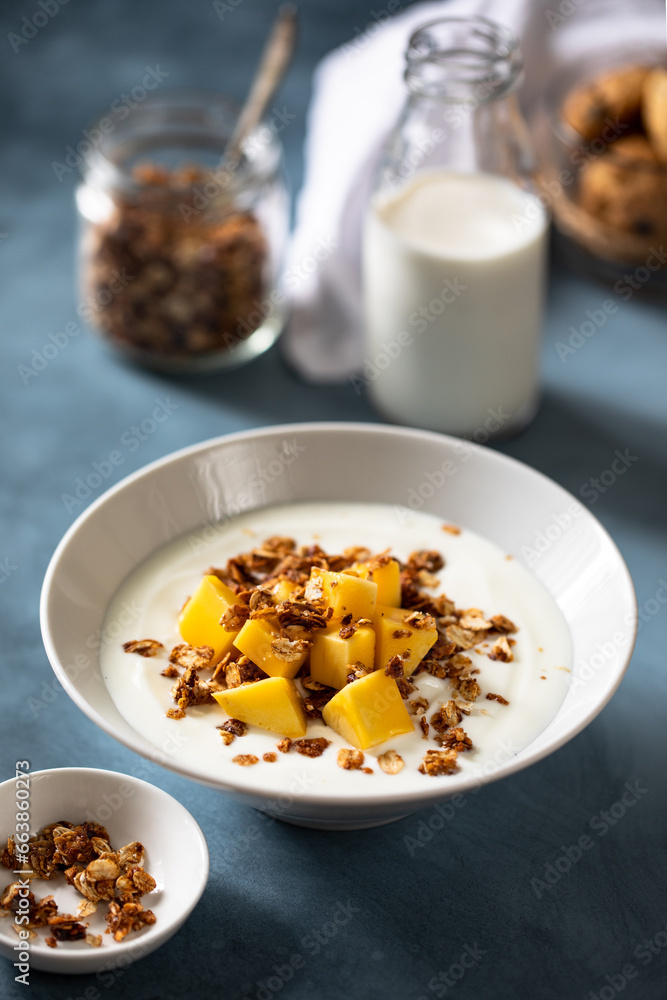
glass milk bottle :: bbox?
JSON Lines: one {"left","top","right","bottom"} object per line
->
{"left": 362, "top": 16, "right": 548, "bottom": 437}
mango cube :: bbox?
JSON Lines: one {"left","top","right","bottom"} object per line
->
{"left": 213, "top": 677, "right": 307, "bottom": 738}
{"left": 353, "top": 558, "right": 401, "bottom": 607}
{"left": 322, "top": 670, "right": 414, "bottom": 750}
{"left": 310, "top": 624, "right": 375, "bottom": 690}
{"left": 374, "top": 605, "right": 438, "bottom": 677}
{"left": 307, "top": 568, "right": 377, "bottom": 621}
{"left": 271, "top": 578, "right": 300, "bottom": 604}
{"left": 233, "top": 617, "right": 308, "bottom": 679}
{"left": 178, "top": 574, "right": 239, "bottom": 664}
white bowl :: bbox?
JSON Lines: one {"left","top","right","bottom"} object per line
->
{"left": 0, "top": 768, "right": 209, "bottom": 974}
{"left": 40, "top": 423, "right": 637, "bottom": 830}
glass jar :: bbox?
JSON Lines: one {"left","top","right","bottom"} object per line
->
{"left": 76, "top": 90, "right": 289, "bottom": 372}
{"left": 362, "top": 17, "right": 548, "bottom": 437}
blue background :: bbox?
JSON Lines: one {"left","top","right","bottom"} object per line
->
{"left": 1, "top": 1, "right": 666, "bottom": 998}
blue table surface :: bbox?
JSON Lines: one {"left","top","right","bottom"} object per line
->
{"left": 2, "top": 1, "right": 666, "bottom": 998}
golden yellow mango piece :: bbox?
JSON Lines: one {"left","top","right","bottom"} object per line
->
{"left": 233, "top": 617, "right": 308, "bottom": 680}
{"left": 322, "top": 670, "right": 414, "bottom": 750}
{"left": 306, "top": 568, "right": 377, "bottom": 621}
{"left": 373, "top": 605, "right": 438, "bottom": 677}
{"left": 353, "top": 557, "right": 401, "bottom": 607}
{"left": 310, "top": 624, "right": 375, "bottom": 690}
{"left": 271, "top": 578, "right": 300, "bottom": 604}
{"left": 178, "top": 574, "right": 239, "bottom": 665}
{"left": 213, "top": 677, "right": 307, "bottom": 738}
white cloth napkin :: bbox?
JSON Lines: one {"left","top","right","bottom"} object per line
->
{"left": 281, "top": 0, "right": 662, "bottom": 382}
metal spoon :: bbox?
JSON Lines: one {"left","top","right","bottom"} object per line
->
{"left": 221, "top": 3, "right": 298, "bottom": 174}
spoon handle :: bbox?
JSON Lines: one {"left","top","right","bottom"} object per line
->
{"left": 225, "top": 4, "right": 298, "bottom": 167}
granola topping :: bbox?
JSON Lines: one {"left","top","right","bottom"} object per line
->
{"left": 459, "top": 613, "right": 493, "bottom": 631}
{"left": 347, "top": 661, "right": 374, "bottom": 684}
{"left": 218, "top": 718, "right": 247, "bottom": 738}
{"left": 293, "top": 738, "right": 331, "bottom": 758}
{"left": 337, "top": 748, "right": 365, "bottom": 770}
{"left": 385, "top": 653, "right": 406, "bottom": 679}
{"left": 175, "top": 533, "right": 523, "bottom": 774}
{"left": 430, "top": 699, "right": 464, "bottom": 733}
{"left": 105, "top": 507, "right": 575, "bottom": 786}
{"left": 435, "top": 727, "right": 474, "bottom": 752}
{"left": 419, "top": 749, "right": 460, "bottom": 776}
{"left": 457, "top": 678, "right": 482, "bottom": 702}
{"left": 396, "top": 677, "right": 416, "bottom": 699}
{"left": 169, "top": 644, "right": 215, "bottom": 669}
{"left": 271, "top": 636, "right": 311, "bottom": 662}
{"left": 378, "top": 750, "right": 405, "bottom": 774}
{"left": 489, "top": 636, "right": 514, "bottom": 662}
{"left": 232, "top": 754, "right": 259, "bottom": 766}
{"left": 122, "top": 639, "right": 164, "bottom": 657}
{"left": 489, "top": 614, "right": 517, "bottom": 634}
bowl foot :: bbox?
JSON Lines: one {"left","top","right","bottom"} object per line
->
{"left": 260, "top": 812, "right": 410, "bottom": 830}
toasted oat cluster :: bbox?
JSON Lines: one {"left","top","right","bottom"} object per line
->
{"left": 293, "top": 738, "right": 331, "bottom": 758}
{"left": 378, "top": 750, "right": 405, "bottom": 775}
{"left": 122, "top": 638, "right": 164, "bottom": 657}
{"left": 419, "top": 749, "right": 460, "bottom": 777}
{"left": 123, "top": 534, "right": 518, "bottom": 777}
{"left": 0, "top": 822, "right": 156, "bottom": 947}
{"left": 337, "top": 748, "right": 365, "bottom": 770}
{"left": 232, "top": 754, "right": 259, "bottom": 767}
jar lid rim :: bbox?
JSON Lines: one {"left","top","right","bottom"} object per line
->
{"left": 79, "top": 87, "right": 279, "bottom": 195}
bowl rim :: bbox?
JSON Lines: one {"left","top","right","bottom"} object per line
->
{"left": 40, "top": 421, "right": 638, "bottom": 809}
{"left": 0, "top": 766, "right": 210, "bottom": 963}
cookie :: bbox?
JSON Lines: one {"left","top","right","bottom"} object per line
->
{"left": 562, "top": 64, "right": 649, "bottom": 142}
{"left": 608, "top": 134, "right": 660, "bottom": 164}
{"left": 578, "top": 147, "right": 667, "bottom": 237}
{"left": 642, "top": 67, "right": 667, "bottom": 163}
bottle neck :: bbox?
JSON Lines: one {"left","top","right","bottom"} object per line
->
{"left": 374, "top": 17, "right": 534, "bottom": 197}
{"left": 405, "top": 16, "right": 523, "bottom": 106}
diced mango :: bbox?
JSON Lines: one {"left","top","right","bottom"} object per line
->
{"left": 233, "top": 617, "right": 308, "bottom": 680}
{"left": 373, "top": 605, "right": 438, "bottom": 677}
{"left": 271, "top": 579, "right": 300, "bottom": 604}
{"left": 322, "top": 670, "right": 414, "bottom": 750}
{"left": 213, "top": 677, "right": 307, "bottom": 738}
{"left": 178, "top": 574, "right": 239, "bottom": 664}
{"left": 310, "top": 624, "right": 375, "bottom": 690}
{"left": 306, "top": 568, "right": 377, "bottom": 621}
{"left": 353, "top": 558, "right": 401, "bottom": 607}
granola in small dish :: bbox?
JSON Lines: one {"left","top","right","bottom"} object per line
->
{"left": 0, "top": 822, "right": 156, "bottom": 949}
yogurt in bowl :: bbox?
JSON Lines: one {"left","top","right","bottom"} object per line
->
{"left": 101, "top": 502, "right": 572, "bottom": 790}
{"left": 40, "top": 423, "right": 637, "bottom": 829}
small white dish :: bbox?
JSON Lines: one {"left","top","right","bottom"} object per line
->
{"left": 40, "top": 422, "right": 637, "bottom": 829}
{"left": 0, "top": 767, "right": 209, "bottom": 974}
